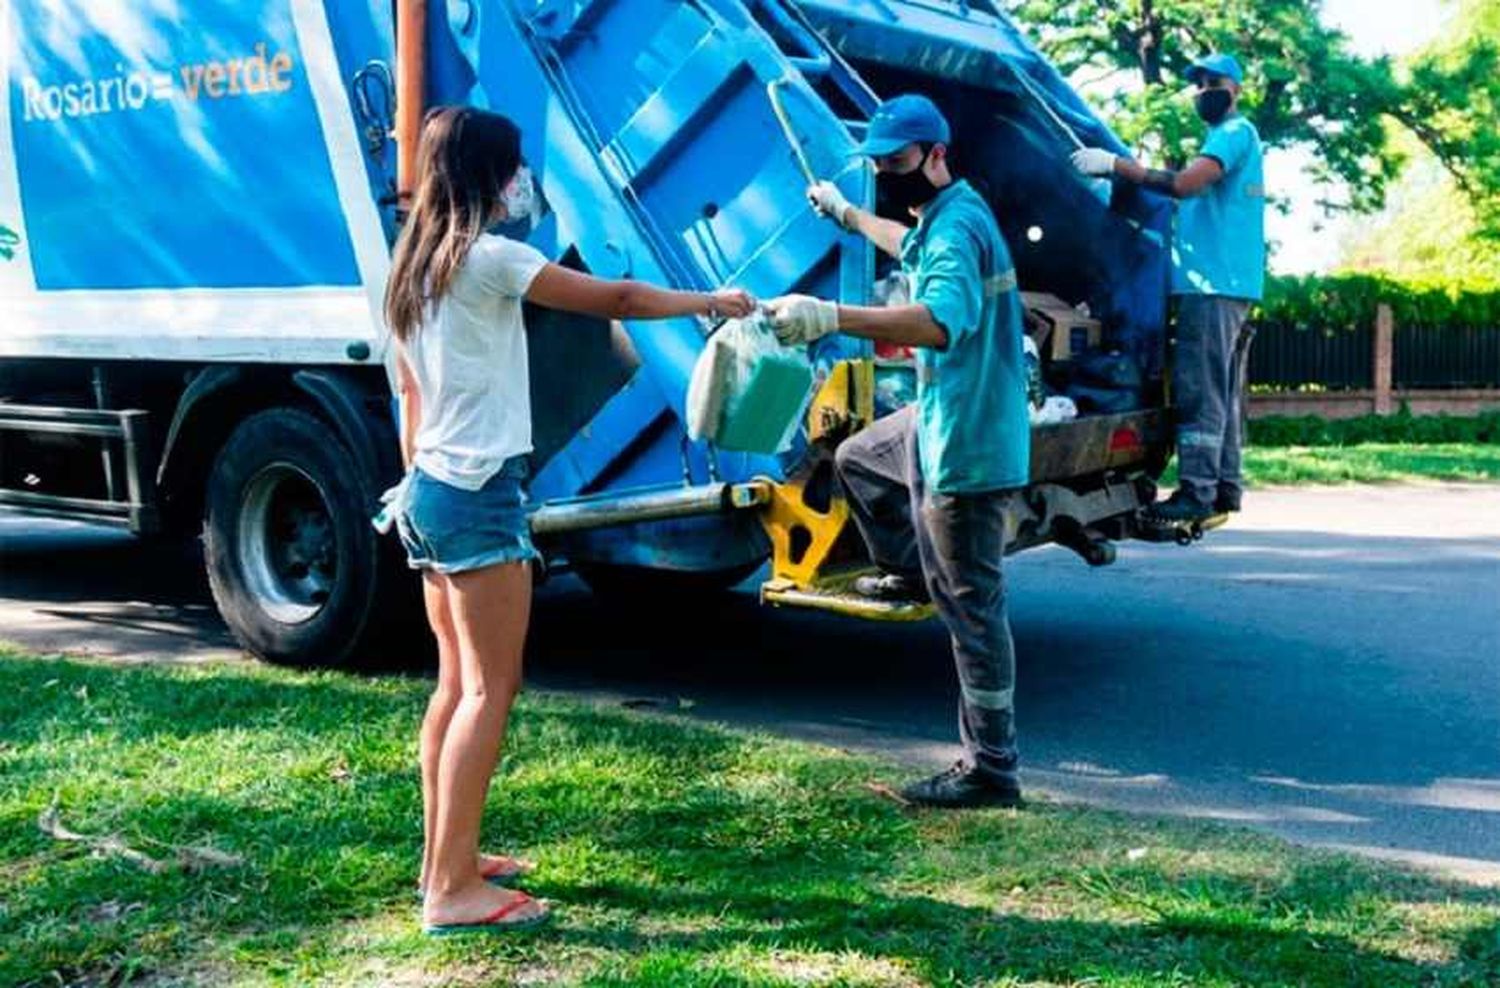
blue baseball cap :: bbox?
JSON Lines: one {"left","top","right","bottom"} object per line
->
{"left": 855, "top": 94, "right": 950, "bottom": 157}
{"left": 1185, "top": 53, "right": 1244, "bottom": 86}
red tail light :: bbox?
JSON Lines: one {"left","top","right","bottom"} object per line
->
{"left": 1109, "top": 427, "right": 1143, "bottom": 453}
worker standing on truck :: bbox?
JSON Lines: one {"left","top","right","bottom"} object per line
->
{"left": 1071, "top": 53, "right": 1266, "bottom": 523}
{"left": 764, "top": 94, "right": 1029, "bottom": 809}
{"left": 384, "top": 106, "right": 753, "bottom": 935}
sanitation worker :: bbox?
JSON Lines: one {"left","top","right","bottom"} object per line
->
{"left": 764, "top": 93, "right": 1028, "bottom": 809}
{"left": 1072, "top": 52, "right": 1267, "bottom": 523}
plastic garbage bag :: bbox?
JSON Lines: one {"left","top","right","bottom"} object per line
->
{"left": 1023, "top": 336, "right": 1045, "bottom": 410}
{"left": 874, "top": 362, "right": 916, "bottom": 418}
{"left": 1030, "top": 395, "right": 1078, "bottom": 425}
{"left": 685, "top": 312, "right": 815, "bottom": 454}
{"left": 1065, "top": 349, "right": 1144, "bottom": 414}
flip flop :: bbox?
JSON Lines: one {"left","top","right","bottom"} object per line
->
{"left": 423, "top": 891, "right": 550, "bottom": 937}
{"left": 416, "top": 857, "right": 530, "bottom": 898}
{"left": 480, "top": 857, "right": 529, "bottom": 884}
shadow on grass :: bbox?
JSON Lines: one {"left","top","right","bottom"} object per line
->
{"left": 1, "top": 656, "right": 1496, "bottom": 987}
{"left": 546, "top": 886, "right": 1446, "bottom": 987}
{"left": 1461, "top": 918, "right": 1500, "bottom": 970}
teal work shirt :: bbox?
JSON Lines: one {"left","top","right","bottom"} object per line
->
{"left": 902, "top": 180, "right": 1030, "bottom": 493}
{"left": 1171, "top": 114, "right": 1267, "bottom": 301}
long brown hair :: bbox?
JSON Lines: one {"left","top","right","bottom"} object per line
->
{"left": 384, "top": 106, "right": 524, "bottom": 342}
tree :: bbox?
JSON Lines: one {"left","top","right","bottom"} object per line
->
{"left": 1338, "top": 1, "right": 1500, "bottom": 277}
{"left": 1339, "top": 154, "right": 1500, "bottom": 284}
{"left": 1394, "top": 0, "right": 1500, "bottom": 240}
{"left": 1008, "top": 0, "right": 1407, "bottom": 212}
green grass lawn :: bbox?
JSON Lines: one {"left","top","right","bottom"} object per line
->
{"left": 1241, "top": 443, "right": 1500, "bottom": 485}
{"left": 2, "top": 649, "right": 1497, "bottom": 986}
{"left": 1156, "top": 443, "right": 1500, "bottom": 488}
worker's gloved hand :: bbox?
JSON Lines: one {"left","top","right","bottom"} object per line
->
{"left": 807, "top": 181, "right": 856, "bottom": 231}
{"left": 765, "top": 294, "right": 839, "bottom": 345}
{"left": 1070, "top": 147, "right": 1118, "bottom": 177}
{"left": 708, "top": 288, "right": 756, "bottom": 319}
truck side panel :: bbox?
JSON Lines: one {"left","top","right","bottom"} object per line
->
{"left": 0, "top": 0, "right": 389, "bottom": 364}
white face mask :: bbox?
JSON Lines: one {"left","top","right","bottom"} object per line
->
{"left": 501, "top": 166, "right": 537, "bottom": 224}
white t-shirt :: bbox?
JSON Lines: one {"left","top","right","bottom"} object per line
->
{"left": 398, "top": 233, "right": 549, "bottom": 490}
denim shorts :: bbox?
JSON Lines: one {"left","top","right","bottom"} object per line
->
{"left": 396, "top": 457, "right": 538, "bottom": 574}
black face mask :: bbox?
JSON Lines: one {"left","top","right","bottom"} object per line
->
{"left": 1195, "top": 89, "right": 1233, "bottom": 125}
{"left": 875, "top": 148, "right": 939, "bottom": 220}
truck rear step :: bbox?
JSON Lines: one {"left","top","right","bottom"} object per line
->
{"left": 762, "top": 570, "right": 935, "bottom": 622}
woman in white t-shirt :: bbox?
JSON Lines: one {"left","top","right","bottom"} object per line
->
{"left": 383, "top": 106, "right": 753, "bottom": 935}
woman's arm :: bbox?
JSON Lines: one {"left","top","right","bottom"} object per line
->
{"left": 524, "top": 264, "right": 754, "bottom": 322}
{"left": 395, "top": 350, "right": 420, "bottom": 470}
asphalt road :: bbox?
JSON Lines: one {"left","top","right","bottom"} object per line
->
{"left": 2, "top": 483, "right": 1497, "bottom": 883}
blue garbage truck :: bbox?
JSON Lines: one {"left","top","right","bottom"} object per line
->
{"left": 0, "top": 0, "right": 1175, "bottom": 666}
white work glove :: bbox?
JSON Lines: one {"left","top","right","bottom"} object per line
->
{"left": 806, "top": 181, "right": 856, "bottom": 231}
{"left": 765, "top": 294, "right": 839, "bottom": 346}
{"left": 1070, "top": 147, "right": 1118, "bottom": 177}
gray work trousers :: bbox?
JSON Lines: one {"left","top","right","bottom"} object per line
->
{"left": 1173, "top": 294, "right": 1255, "bottom": 507}
{"left": 833, "top": 405, "right": 1019, "bottom": 784}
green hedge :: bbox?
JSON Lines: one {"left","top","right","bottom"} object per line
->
{"left": 1249, "top": 409, "right": 1500, "bottom": 447}
{"left": 1256, "top": 274, "right": 1500, "bottom": 331}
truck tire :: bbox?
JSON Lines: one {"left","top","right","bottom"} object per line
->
{"left": 203, "top": 407, "right": 410, "bottom": 668}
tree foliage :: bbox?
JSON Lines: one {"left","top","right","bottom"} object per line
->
{"left": 1339, "top": 157, "right": 1500, "bottom": 283}
{"left": 1258, "top": 273, "right": 1500, "bottom": 331}
{"left": 1006, "top": 0, "right": 1494, "bottom": 224}
{"left": 1395, "top": 0, "right": 1500, "bottom": 239}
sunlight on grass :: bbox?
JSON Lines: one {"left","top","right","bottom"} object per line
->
{"left": 1157, "top": 443, "right": 1500, "bottom": 488}
{"left": 1244, "top": 444, "right": 1500, "bottom": 485}
{"left": 2, "top": 650, "right": 1496, "bottom": 986}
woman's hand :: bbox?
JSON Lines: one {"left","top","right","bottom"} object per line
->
{"left": 527, "top": 265, "right": 758, "bottom": 322}
{"left": 707, "top": 288, "right": 755, "bottom": 319}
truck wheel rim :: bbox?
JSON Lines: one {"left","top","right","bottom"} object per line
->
{"left": 238, "top": 464, "right": 336, "bottom": 625}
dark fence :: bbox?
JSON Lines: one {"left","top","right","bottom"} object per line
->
{"left": 1247, "top": 322, "right": 1373, "bottom": 391}
{"left": 1393, "top": 325, "right": 1500, "bottom": 389}
{"left": 1248, "top": 320, "right": 1500, "bottom": 391}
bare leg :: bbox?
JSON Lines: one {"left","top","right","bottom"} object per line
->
{"left": 418, "top": 572, "right": 461, "bottom": 893}
{"left": 422, "top": 561, "right": 545, "bottom": 926}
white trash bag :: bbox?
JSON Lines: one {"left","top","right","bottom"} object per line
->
{"left": 685, "top": 313, "right": 814, "bottom": 454}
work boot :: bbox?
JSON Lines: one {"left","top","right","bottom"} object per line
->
{"left": 852, "top": 571, "right": 930, "bottom": 604}
{"left": 900, "top": 761, "right": 1023, "bottom": 809}
{"left": 1213, "top": 488, "right": 1242, "bottom": 514}
{"left": 1143, "top": 490, "right": 1214, "bottom": 524}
